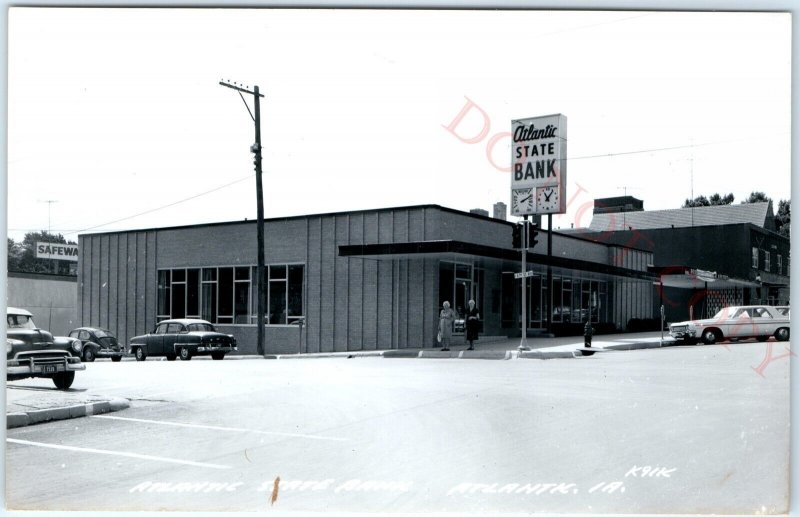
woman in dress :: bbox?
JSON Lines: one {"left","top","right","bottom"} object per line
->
{"left": 439, "top": 301, "right": 456, "bottom": 351}
{"left": 465, "top": 299, "right": 480, "bottom": 350}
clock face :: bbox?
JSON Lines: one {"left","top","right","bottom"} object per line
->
{"left": 511, "top": 188, "right": 534, "bottom": 215}
{"left": 536, "top": 187, "right": 560, "bottom": 213}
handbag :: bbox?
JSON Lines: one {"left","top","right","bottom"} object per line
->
{"left": 437, "top": 331, "right": 442, "bottom": 343}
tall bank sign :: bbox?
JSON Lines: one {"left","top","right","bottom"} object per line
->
{"left": 510, "top": 114, "right": 567, "bottom": 216}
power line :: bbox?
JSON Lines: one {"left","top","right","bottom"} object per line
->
{"left": 568, "top": 132, "right": 789, "bottom": 161}
{"left": 61, "top": 173, "right": 254, "bottom": 237}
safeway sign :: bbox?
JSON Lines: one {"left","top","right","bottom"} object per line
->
{"left": 510, "top": 114, "right": 567, "bottom": 216}
{"left": 36, "top": 242, "right": 79, "bottom": 262}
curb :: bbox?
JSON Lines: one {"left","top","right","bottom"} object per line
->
{"left": 7, "top": 397, "right": 130, "bottom": 429}
{"left": 264, "top": 351, "right": 385, "bottom": 360}
{"left": 604, "top": 341, "right": 663, "bottom": 351}
{"left": 518, "top": 350, "right": 579, "bottom": 359}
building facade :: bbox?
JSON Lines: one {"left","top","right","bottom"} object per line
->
{"left": 78, "top": 205, "right": 656, "bottom": 354}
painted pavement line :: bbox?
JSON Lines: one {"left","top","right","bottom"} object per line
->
{"left": 6, "top": 438, "right": 231, "bottom": 470}
{"left": 91, "top": 414, "right": 351, "bottom": 442}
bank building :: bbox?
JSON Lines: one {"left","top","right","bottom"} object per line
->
{"left": 76, "top": 198, "right": 789, "bottom": 354}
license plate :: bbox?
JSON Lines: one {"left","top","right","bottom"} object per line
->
{"left": 42, "top": 365, "right": 57, "bottom": 374}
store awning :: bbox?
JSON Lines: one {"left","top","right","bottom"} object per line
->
{"left": 340, "top": 240, "right": 657, "bottom": 281}
{"left": 648, "top": 265, "right": 759, "bottom": 289}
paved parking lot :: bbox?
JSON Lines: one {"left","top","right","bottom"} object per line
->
{"left": 5, "top": 341, "right": 790, "bottom": 515}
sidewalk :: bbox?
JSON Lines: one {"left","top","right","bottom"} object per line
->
{"left": 6, "top": 332, "right": 675, "bottom": 429}
{"left": 6, "top": 388, "right": 129, "bottom": 429}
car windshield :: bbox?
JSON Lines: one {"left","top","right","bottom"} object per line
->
{"left": 712, "top": 308, "right": 732, "bottom": 320}
{"left": 186, "top": 323, "right": 215, "bottom": 332}
{"left": 94, "top": 329, "right": 115, "bottom": 338}
{"left": 7, "top": 314, "right": 36, "bottom": 329}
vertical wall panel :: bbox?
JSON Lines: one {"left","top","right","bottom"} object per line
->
{"left": 348, "top": 216, "right": 364, "bottom": 350}
{"left": 319, "top": 217, "right": 335, "bottom": 352}
{"left": 334, "top": 216, "right": 349, "bottom": 352}
{"left": 305, "top": 218, "right": 322, "bottom": 353}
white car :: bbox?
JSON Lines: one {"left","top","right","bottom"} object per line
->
{"left": 669, "top": 305, "right": 790, "bottom": 345}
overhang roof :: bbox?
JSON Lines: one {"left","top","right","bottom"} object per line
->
{"left": 339, "top": 240, "right": 657, "bottom": 281}
{"left": 648, "top": 265, "right": 760, "bottom": 289}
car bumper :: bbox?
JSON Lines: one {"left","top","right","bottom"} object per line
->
{"left": 197, "top": 346, "right": 238, "bottom": 353}
{"left": 7, "top": 357, "right": 86, "bottom": 376}
{"left": 669, "top": 329, "right": 697, "bottom": 340}
{"left": 95, "top": 350, "right": 128, "bottom": 359}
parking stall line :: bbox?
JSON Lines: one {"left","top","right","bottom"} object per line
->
{"left": 91, "top": 414, "right": 350, "bottom": 442}
{"left": 6, "top": 438, "right": 231, "bottom": 469}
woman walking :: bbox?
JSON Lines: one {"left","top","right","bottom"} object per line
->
{"left": 439, "top": 301, "right": 456, "bottom": 351}
{"left": 465, "top": 299, "right": 480, "bottom": 350}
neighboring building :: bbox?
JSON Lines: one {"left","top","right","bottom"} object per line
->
{"left": 77, "top": 205, "right": 657, "bottom": 354}
{"left": 7, "top": 271, "right": 78, "bottom": 336}
{"left": 574, "top": 200, "right": 789, "bottom": 322}
{"left": 493, "top": 202, "right": 507, "bottom": 221}
{"left": 469, "top": 208, "right": 489, "bottom": 217}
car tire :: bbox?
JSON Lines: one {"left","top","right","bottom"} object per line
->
{"left": 82, "top": 346, "right": 96, "bottom": 362}
{"left": 701, "top": 329, "right": 718, "bottom": 345}
{"left": 111, "top": 356, "right": 122, "bottom": 362}
{"left": 53, "top": 371, "right": 75, "bottom": 390}
{"left": 775, "top": 328, "right": 790, "bottom": 342}
{"left": 757, "top": 336, "right": 769, "bottom": 342}
{"left": 179, "top": 347, "right": 192, "bottom": 361}
{"left": 211, "top": 352, "right": 225, "bottom": 360}
{"left": 166, "top": 353, "right": 177, "bottom": 361}
{"left": 135, "top": 347, "right": 147, "bottom": 361}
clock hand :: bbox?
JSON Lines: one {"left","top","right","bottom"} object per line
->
{"left": 544, "top": 191, "right": 553, "bottom": 201}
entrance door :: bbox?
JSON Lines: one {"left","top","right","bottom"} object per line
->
{"left": 455, "top": 279, "right": 472, "bottom": 321}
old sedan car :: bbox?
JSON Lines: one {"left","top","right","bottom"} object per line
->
{"left": 67, "top": 327, "right": 126, "bottom": 362}
{"left": 128, "top": 319, "right": 237, "bottom": 361}
{"left": 6, "top": 307, "right": 85, "bottom": 389}
{"left": 669, "top": 305, "right": 790, "bottom": 345}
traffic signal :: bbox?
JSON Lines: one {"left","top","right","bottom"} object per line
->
{"left": 528, "top": 223, "right": 539, "bottom": 249}
{"left": 512, "top": 223, "right": 523, "bottom": 249}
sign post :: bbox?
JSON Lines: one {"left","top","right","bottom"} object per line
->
{"left": 519, "top": 218, "right": 529, "bottom": 351}
{"left": 511, "top": 114, "right": 567, "bottom": 342}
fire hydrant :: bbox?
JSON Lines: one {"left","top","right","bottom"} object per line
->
{"left": 584, "top": 320, "right": 594, "bottom": 348}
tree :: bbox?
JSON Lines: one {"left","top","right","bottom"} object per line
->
{"left": 742, "top": 191, "right": 771, "bottom": 204}
{"left": 8, "top": 231, "right": 77, "bottom": 275}
{"left": 775, "top": 199, "right": 790, "bottom": 238}
{"left": 682, "top": 193, "right": 734, "bottom": 208}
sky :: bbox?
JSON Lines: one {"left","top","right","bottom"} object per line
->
{"left": 5, "top": 8, "right": 792, "bottom": 243}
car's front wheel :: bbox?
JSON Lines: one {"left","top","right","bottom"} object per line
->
{"left": 82, "top": 346, "right": 96, "bottom": 362}
{"left": 775, "top": 328, "right": 790, "bottom": 342}
{"left": 179, "top": 347, "right": 192, "bottom": 361}
{"left": 701, "top": 329, "right": 719, "bottom": 345}
{"left": 134, "top": 347, "right": 147, "bottom": 361}
{"left": 53, "top": 371, "right": 75, "bottom": 390}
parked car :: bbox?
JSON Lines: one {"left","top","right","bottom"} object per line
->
{"left": 6, "top": 307, "right": 85, "bottom": 389}
{"left": 67, "top": 327, "right": 126, "bottom": 362}
{"left": 669, "top": 305, "right": 790, "bottom": 345}
{"left": 128, "top": 319, "right": 238, "bottom": 361}
{"left": 775, "top": 306, "right": 790, "bottom": 317}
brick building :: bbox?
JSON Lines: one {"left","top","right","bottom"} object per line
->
{"left": 77, "top": 205, "right": 657, "bottom": 354}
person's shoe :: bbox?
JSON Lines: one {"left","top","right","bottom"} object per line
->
{"left": 441, "top": 347, "right": 450, "bottom": 351}
{"left": 467, "top": 346, "right": 474, "bottom": 350}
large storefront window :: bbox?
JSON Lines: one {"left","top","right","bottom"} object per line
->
{"left": 520, "top": 274, "right": 606, "bottom": 328}
{"left": 158, "top": 264, "right": 304, "bottom": 325}
{"left": 438, "top": 261, "right": 484, "bottom": 326}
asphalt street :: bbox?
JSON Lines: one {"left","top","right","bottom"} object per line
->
{"left": 5, "top": 342, "right": 789, "bottom": 515}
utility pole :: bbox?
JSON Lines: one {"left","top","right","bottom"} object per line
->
{"left": 219, "top": 80, "right": 267, "bottom": 357}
